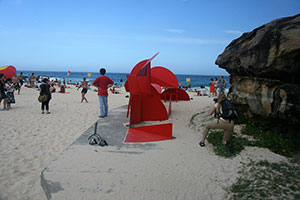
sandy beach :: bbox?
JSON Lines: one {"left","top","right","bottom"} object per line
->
{"left": 0, "top": 86, "right": 129, "bottom": 200}
{"left": 0, "top": 86, "right": 289, "bottom": 200}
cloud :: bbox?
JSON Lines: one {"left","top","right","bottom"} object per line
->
{"left": 165, "top": 29, "right": 185, "bottom": 34}
{"left": 163, "top": 37, "right": 229, "bottom": 45}
{"left": 34, "top": 31, "right": 229, "bottom": 46}
{"left": 224, "top": 30, "right": 243, "bottom": 35}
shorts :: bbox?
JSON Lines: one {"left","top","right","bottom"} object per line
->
{"left": 6, "top": 92, "right": 15, "bottom": 104}
{"left": 0, "top": 92, "right": 6, "bottom": 100}
{"left": 81, "top": 88, "right": 88, "bottom": 93}
{"left": 219, "top": 87, "right": 225, "bottom": 94}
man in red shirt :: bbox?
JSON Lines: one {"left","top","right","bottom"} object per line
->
{"left": 92, "top": 68, "right": 114, "bottom": 118}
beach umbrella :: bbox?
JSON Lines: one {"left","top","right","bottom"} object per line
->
{"left": 88, "top": 73, "right": 91, "bottom": 77}
{"left": 0, "top": 65, "right": 16, "bottom": 79}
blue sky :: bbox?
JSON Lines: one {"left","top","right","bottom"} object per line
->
{"left": 0, "top": 0, "right": 299, "bottom": 75}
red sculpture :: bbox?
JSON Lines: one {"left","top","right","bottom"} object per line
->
{"left": 125, "top": 123, "right": 173, "bottom": 143}
{"left": 124, "top": 53, "right": 190, "bottom": 143}
{"left": 151, "top": 66, "right": 178, "bottom": 88}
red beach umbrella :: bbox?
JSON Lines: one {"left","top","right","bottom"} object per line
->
{"left": 0, "top": 65, "right": 16, "bottom": 79}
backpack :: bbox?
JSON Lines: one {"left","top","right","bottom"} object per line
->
{"left": 220, "top": 99, "right": 238, "bottom": 121}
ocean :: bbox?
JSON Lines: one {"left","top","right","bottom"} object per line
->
{"left": 17, "top": 71, "right": 230, "bottom": 89}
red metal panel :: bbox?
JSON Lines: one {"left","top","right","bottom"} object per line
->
{"left": 151, "top": 83, "right": 162, "bottom": 94}
{"left": 125, "top": 123, "right": 172, "bottom": 143}
{"left": 126, "top": 95, "right": 131, "bottom": 118}
{"left": 129, "top": 94, "right": 142, "bottom": 125}
{"left": 140, "top": 86, "right": 168, "bottom": 122}
{"left": 127, "top": 75, "right": 151, "bottom": 94}
{"left": 151, "top": 66, "right": 178, "bottom": 88}
{"left": 130, "top": 59, "right": 149, "bottom": 76}
{"left": 130, "top": 52, "right": 159, "bottom": 75}
{"left": 168, "top": 94, "right": 172, "bottom": 116}
{"left": 161, "top": 88, "right": 190, "bottom": 101}
{"left": 127, "top": 85, "right": 168, "bottom": 125}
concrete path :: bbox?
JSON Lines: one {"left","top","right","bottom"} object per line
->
{"left": 41, "top": 105, "right": 160, "bottom": 200}
{"left": 41, "top": 102, "right": 234, "bottom": 200}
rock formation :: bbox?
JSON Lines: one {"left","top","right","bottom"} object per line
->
{"left": 215, "top": 13, "right": 300, "bottom": 129}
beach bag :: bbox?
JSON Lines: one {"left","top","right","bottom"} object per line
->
{"left": 220, "top": 99, "right": 238, "bottom": 121}
{"left": 38, "top": 95, "right": 48, "bottom": 103}
{"left": 88, "top": 122, "right": 108, "bottom": 146}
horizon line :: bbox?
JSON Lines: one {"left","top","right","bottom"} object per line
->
{"left": 16, "top": 69, "right": 228, "bottom": 77}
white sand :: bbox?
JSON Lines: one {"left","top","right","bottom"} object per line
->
{"left": 0, "top": 86, "right": 128, "bottom": 200}
{"left": 0, "top": 86, "right": 288, "bottom": 200}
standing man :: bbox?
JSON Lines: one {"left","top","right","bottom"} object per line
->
{"left": 0, "top": 74, "right": 7, "bottom": 110}
{"left": 218, "top": 75, "right": 227, "bottom": 95}
{"left": 92, "top": 68, "right": 114, "bottom": 118}
{"left": 12, "top": 74, "right": 20, "bottom": 95}
{"left": 30, "top": 73, "right": 35, "bottom": 88}
{"left": 77, "top": 77, "right": 89, "bottom": 103}
{"left": 18, "top": 72, "right": 24, "bottom": 94}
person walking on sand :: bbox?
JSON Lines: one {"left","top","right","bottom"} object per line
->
{"left": 0, "top": 74, "right": 7, "bottom": 110}
{"left": 18, "top": 72, "right": 24, "bottom": 94}
{"left": 209, "top": 78, "right": 215, "bottom": 97}
{"left": 12, "top": 75, "right": 21, "bottom": 95}
{"left": 214, "top": 77, "right": 218, "bottom": 97}
{"left": 218, "top": 76, "right": 226, "bottom": 95}
{"left": 199, "top": 94, "right": 235, "bottom": 152}
{"left": 77, "top": 77, "right": 88, "bottom": 103}
{"left": 5, "top": 78, "right": 15, "bottom": 110}
{"left": 30, "top": 73, "right": 35, "bottom": 88}
{"left": 39, "top": 78, "right": 52, "bottom": 114}
{"left": 92, "top": 68, "right": 114, "bottom": 118}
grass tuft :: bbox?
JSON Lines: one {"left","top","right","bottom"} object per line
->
{"left": 207, "top": 131, "right": 251, "bottom": 158}
{"left": 230, "top": 159, "right": 300, "bottom": 199}
{"left": 206, "top": 122, "right": 298, "bottom": 158}
{"left": 241, "top": 124, "right": 297, "bottom": 157}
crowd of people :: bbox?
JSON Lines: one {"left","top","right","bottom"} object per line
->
{"left": 0, "top": 73, "right": 24, "bottom": 110}
{"left": 0, "top": 68, "right": 117, "bottom": 115}
{"left": 2, "top": 70, "right": 235, "bottom": 152}
{"left": 194, "top": 75, "right": 227, "bottom": 97}
{"left": 0, "top": 72, "right": 72, "bottom": 112}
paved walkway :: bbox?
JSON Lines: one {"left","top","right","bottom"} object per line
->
{"left": 41, "top": 105, "right": 159, "bottom": 199}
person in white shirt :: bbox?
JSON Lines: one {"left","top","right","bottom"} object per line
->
{"left": 199, "top": 86, "right": 207, "bottom": 96}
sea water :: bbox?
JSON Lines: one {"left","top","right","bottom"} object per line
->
{"left": 17, "top": 71, "right": 229, "bottom": 89}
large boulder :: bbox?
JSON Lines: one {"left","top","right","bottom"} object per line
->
{"left": 215, "top": 14, "right": 300, "bottom": 128}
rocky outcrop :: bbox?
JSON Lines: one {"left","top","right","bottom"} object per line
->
{"left": 215, "top": 14, "right": 300, "bottom": 127}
